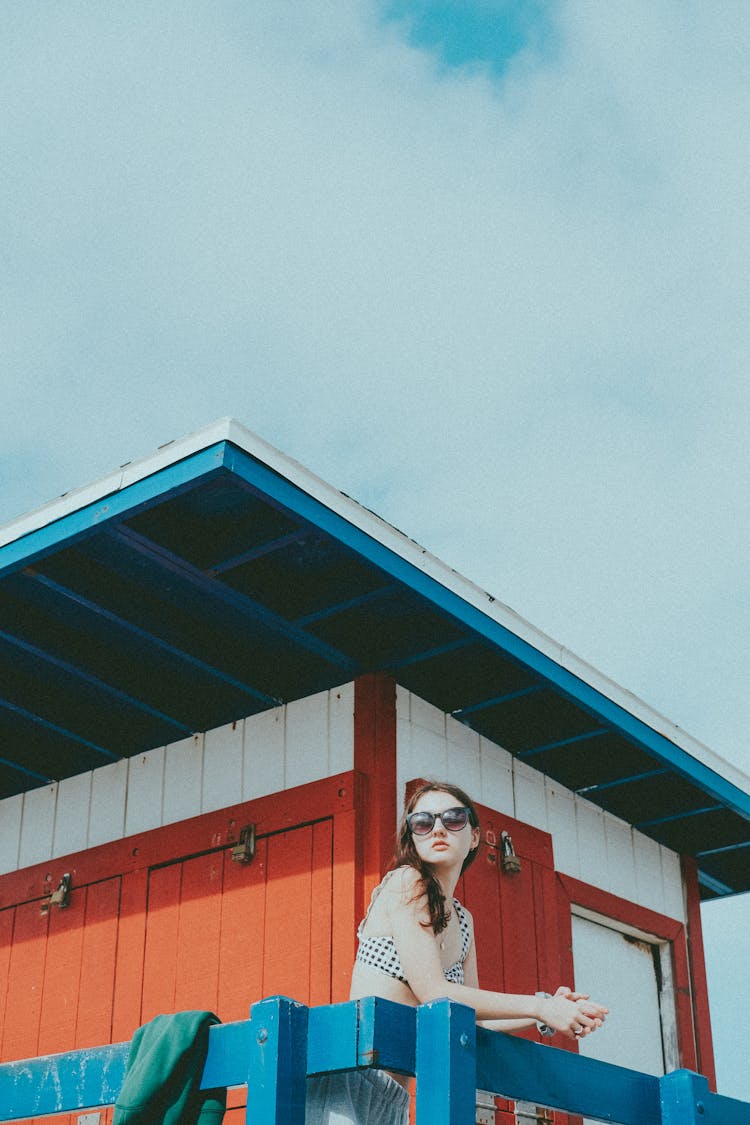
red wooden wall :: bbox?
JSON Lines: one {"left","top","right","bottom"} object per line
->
{"left": 0, "top": 773, "right": 359, "bottom": 1125}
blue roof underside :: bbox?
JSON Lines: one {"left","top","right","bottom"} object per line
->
{"left": 0, "top": 440, "right": 747, "bottom": 897}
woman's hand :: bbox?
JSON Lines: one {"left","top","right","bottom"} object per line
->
{"left": 538, "top": 988, "right": 608, "bottom": 1040}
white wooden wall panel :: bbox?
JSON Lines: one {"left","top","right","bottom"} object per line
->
{"left": 396, "top": 717, "right": 415, "bottom": 793}
{"left": 397, "top": 722, "right": 449, "bottom": 798}
{"left": 633, "top": 831, "right": 669, "bottom": 916}
{"left": 0, "top": 794, "right": 21, "bottom": 872}
{"left": 575, "top": 800, "right": 609, "bottom": 888}
{"left": 88, "top": 760, "right": 127, "bottom": 847}
{"left": 603, "top": 815, "right": 639, "bottom": 903}
{"left": 659, "top": 848, "right": 686, "bottom": 921}
{"left": 19, "top": 784, "right": 57, "bottom": 869}
{"left": 545, "top": 778, "right": 579, "bottom": 876}
{"left": 512, "top": 758, "right": 549, "bottom": 833}
{"left": 446, "top": 716, "right": 482, "bottom": 798}
{"left": 285, "top": 692, "right": 330, "bottom": 789}
{"left": 125, "top": 747, "right": 166, "bottom": 836}
{"left": 243, "top": 707, "right": 285, "bottom": 800}
{"left": 408, "top": 692, "right": 447, "bottom": 735}
{"left": 328, "top": 684, "right": 355, "bottom": 774}
{"left": 162, "top": 735, "right": 204, "bottom": 827}
{"left": 478, "top": 737, "right": 514, "bottom": 815}
{"left": 203, "top": 721, "right": 244, "bottom": 813}
{"left": 52, "top": 772, "right": 92, "bottom": 858}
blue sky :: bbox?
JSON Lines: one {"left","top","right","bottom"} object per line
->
{"left": 382, "top": 0, "right": 557, "bottom": 73}
{"left": 1, "top": 0, "right": 748, "bottom": 1102}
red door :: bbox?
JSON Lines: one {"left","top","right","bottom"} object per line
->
{"left": 460, "top": 801, "right": 571, "bottom": 1125}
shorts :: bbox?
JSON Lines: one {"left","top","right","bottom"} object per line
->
{"left": 306, "top": 1068, "right": 410, "bottom": 1125}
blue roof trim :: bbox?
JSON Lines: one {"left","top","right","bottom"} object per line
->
{"left": 222, "top": 442, "right": 750, "bottom": 825}
{"left": 0, "top": 444, "right": 227, "bottom": 578}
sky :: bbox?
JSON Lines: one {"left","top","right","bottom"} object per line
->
{"left": 1, "top": 0, "right": 749, "bottom": 1102}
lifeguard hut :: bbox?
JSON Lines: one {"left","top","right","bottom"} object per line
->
{"left": 1, "top": 419, "right": 748, "bottom": 1124}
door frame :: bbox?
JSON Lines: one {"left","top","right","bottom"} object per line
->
{"left": 556, "top": 872, "right": 714, "bottom": 1085}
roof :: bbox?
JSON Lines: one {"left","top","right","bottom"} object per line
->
{"left": 1, "top": 418, "right": 748, "bottom": 899}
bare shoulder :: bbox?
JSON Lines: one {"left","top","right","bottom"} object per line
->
{"left": 382, "top": 865, "right": 432, "bottom": 932}
{"left": 384, "top": 864, "right": 422, "bottom": 895}
{"left": 381, "top": 865, "right": 426, "bottom": 910}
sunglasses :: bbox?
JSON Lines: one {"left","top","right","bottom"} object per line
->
{"left": 407, "top": 806, "right": 472, "bottom": 836}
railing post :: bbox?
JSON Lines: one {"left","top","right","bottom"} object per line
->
{"left": 416, "top": 999, "right": 476, "bottom": 1125}
{"left": 659, "top": 1070, "right": 711, "bottom": 1125}
{"left": 247, "top": 996, "right": 308, "bottom": 1125}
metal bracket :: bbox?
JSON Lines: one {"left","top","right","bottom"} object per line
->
{"left": 41, "top": 873, "right": 72, "bottom": 913}
{"left": 231, "top": 824, "right": 256, "bottom": 864}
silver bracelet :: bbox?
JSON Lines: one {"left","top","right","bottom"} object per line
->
{"left": 535, "top": 991, "right": 556, "bottom": 1038}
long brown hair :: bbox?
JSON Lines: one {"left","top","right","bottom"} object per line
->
{"left": 394, "top": 780, "right": 481, "bottom": 935}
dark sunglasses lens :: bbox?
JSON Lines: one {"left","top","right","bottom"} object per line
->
{"left": 408, "top": 812, "right": 435, "bottom": 835}
{"left": 442, "top": 807, "right": 469, "bottom": 831}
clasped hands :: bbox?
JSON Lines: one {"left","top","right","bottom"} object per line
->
{"left": 539, "top": 986, "right": 608, "bottom": 1040}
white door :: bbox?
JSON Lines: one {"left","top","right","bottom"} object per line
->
{"left": 571, "top": 912, "right": 675, "bottom": 1075}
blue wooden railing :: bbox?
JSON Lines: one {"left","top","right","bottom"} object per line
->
{"left": 1, "top": 996, "right": 749, "bottom": 1124}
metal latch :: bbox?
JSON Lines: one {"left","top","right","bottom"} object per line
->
{"left": 500, "top": 831, "right": 522, "bottom": 874}
{"left": 231, "top": 825, "right": 256, "bottom": 864}
{"left": 41, "top": 873, "right": 72, "bottom": 913}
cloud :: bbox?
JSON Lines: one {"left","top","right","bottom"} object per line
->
{"left": 1, "top": 1, "right": 749, "bottom": 775}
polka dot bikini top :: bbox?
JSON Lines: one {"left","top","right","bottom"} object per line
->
{"left": 355, "top": 872, "right": 471, "bottom": 985}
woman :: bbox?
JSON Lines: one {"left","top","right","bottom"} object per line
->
{"left": 308, "top": 781, "right": 608, "bottom": 1125}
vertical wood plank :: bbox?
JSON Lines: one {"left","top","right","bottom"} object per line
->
{"left": 309, "top": 820, "right": 333, "bottom": 1007}
{"left": 218, "top": 837, "right": 268, "bottom": 1022}
{"left": 681, "top": 855, "right": 716, "bottom": 1088}
{"left": 2, "top": 901, "right": 48, "bottom": 1061}
{"left": 0, "top": 907, "right": 14, "bottom": 1051}
{"left": 247, "top": 996, "right": 308, "bottom": 1125}
{"left": 75, "top": 878, "right": 121, "bottom": 1049}
{"left": 37, "top": 890, "right": 85, "bottom": 1055}
{"left": 354, "top": 673, "right": 397, "bottom": 904}
{"left": 263, "top": 827, "right": 313, "bottom": 1003}
{"left": 532, "top": 864, "right": 561, "bottom": 993}
{"left": 174, "top": 852, "right": 223, "bottom": 1012}
{"left": 285, "top": 693, "right": 329, "bottom": 788}
{"left": 499, "top": 857, "right": 538, "bottom": 1000}
{"left": 140, "top": 863, "right": 182, "bottom": 1021}
{"left": 330, "top": 806, "right": 359, "bottom": 1003}
{"left": 111, "top": 867, "right": 148, "bottom": 1042}
{"left": 416, "top": 999, "right": 476, "bottom": 1125}
{"left": 461, "top": 848, "right": 504, "bottom": 993}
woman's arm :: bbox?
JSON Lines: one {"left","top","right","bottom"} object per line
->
{"left": 388, "top": 872, "right": 607, "bottom": 1039}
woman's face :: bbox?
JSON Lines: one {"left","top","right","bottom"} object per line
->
{"left": 409, "top": 789, "right": 480, "bottom": 869}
